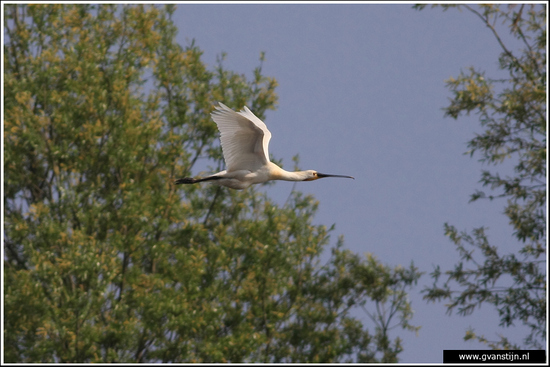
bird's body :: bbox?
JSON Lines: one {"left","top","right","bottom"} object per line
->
{"left": 176, "top": 102, "right": 354, "bottom": 189}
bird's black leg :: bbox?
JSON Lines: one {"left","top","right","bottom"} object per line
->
{"left": 175, "top": 176, "right": 223, "bottom": 185}
{"left": 175, "top": 177, "right": 197, "bottom": 184}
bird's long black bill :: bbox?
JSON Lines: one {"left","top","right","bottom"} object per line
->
{"left": 317, "top": 173, "right": 355, "bottom": 179}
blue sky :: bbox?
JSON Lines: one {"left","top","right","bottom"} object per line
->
{"left": 174, "top": 3, "right": 536, "bottom": 363}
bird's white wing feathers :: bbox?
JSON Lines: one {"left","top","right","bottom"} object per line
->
{"left": 211, "top": 102, "right": 272, "bottom": 172}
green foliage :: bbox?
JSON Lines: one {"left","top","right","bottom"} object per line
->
{"left": 4, "top": 4, "right": 420, "bottom": 362}
{"left": 416, "top": 4, "right": 546, "bottom": 349}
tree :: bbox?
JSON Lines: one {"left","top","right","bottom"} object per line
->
{"left": 415, "top": 4, "right": 546, "bottom": 349}
{"left": 3, "top": 4, "right": 421, "bottom": 362}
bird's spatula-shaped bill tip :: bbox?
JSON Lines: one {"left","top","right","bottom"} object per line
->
{"left": 317, "top": 173, "right": 355, "bottom": 179}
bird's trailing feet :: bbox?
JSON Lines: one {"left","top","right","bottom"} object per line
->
{"left": 175, "top": 176, "right": 222, "bottom": 185}
{"left": 174, "top": 177, "right": 196, "bottom": 185}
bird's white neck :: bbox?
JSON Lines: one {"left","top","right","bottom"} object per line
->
{"left": 269, "top": 163, "right": 310, "bottom": 182}
{"left": 280, "top": 170, "right": 310, "bottom": 181}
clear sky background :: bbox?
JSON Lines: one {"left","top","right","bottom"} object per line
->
{"left": 174, "top": 3, "right": 535, "bottom": 363}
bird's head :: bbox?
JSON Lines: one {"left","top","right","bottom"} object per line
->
{"left": 302, "top": 170, "right": 355, "bottom": 181}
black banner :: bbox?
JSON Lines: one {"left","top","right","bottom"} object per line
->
{"left": 443, "top": 350, "right": 546, "bottom": 364}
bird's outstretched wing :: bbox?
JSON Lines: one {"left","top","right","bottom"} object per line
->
{"left": 211, "top": 102, "right": 272, "bottom": 172}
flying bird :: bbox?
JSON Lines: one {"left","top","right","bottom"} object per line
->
{"left": 175, "top": 102, "right": 354, "bottom": 190}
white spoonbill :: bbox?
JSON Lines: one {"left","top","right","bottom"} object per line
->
{"left": 175, "top": 102, "right": 354, "bottom": 190}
